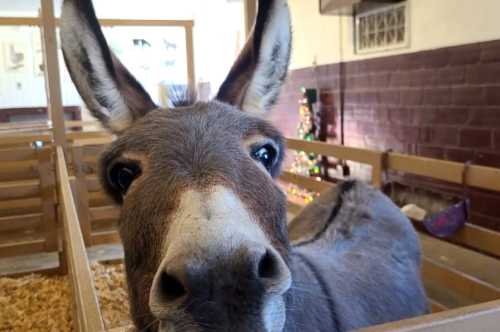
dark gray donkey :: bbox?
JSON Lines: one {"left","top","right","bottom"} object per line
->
{"left": 60, "top": 0, "right": 428, "bottom": 331}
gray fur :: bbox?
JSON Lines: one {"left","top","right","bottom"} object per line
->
{"left": 59, "top": 0, "right": 427, "bottom": 331}
{"left": 286, "top": 181, "right": 428, "bottom": 331}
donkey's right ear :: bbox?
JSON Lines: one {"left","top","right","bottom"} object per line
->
{"left": 60, "top": 0, "right": 157, "bottom": 133}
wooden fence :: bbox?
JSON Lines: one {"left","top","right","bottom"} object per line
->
{"left": 1, "top": 124, "right": 500, "bottom": 331}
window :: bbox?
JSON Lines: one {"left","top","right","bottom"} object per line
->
{"left": 355, "top": 2, "right": 409, "bottom": 54}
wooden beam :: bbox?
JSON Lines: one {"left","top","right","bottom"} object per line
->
{"left": 286, "top": 138, "right": 383, "bottom": 166}
{"left": 419, "top": 233, "right": 500, "bottom": 290}
{"left": 0, "top": 17, "right": 41, "bottom": 26}
{"left": 90, "top": 206, "right": 120, "bottom": 223}
{"left": 0, "top": 198, "right": 42, "bottom": 217}
{"left": 286, "top": 138, "right": 384, "bottom": 187}
{"left": 422, "top": 258, "right": 500, "bottom": 304}
{"left": 83, "top": 18, "right": 193, "bottom": 28}
{"left": 72, "top": 147, "right": 92, "bottom": 246}
{"left": 428, "top": 299, "right": 447, "bottom": 313}
{"left": 244, "top": 0, "right": 257, "bottom": 37}
{"left": 0, "top": 16, "right": 193, "bottom": 28}
{"left": 41, "top": 0, "right": 66, "bottom": 146}
{"left": 55, "top": 146, "right": 105, "bottom": 331}
{"left": 0, "top": 239, "right": 46, "bottom": 259}
{"left": 412, "top": 219, "right": 500, "bottom": 260}
{"left": 0, "top": 147, "right": 40, "bottom": 162}
{"left": 280, "top": 171, "right": 334, "bottom": 193}
{"left": 91, "top": 230, "right": 121, "bottom": 246}
{"left": 37, "top": 148, "right": 58, "bottom": 251}
{"left": 185, "top": 24, "right": 196, "bottom": 94}
{"left": 0, "top": 133, "right": 52, "bottom": 146}
{"left": 358, "top": 299, "right": 500, "bottom": 332}
{"left": 0, "top": 180, "right": 40, "bottom": 200}
{"left": 0, "top": 213, "right": 42, "bottom": 232}
{"left": 89, "top": 191, "right": 114, "bottom": 207}
{"left": 387, "top": 153, "right": 500, "bottom": 192}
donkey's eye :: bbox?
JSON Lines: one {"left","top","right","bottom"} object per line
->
{"left": 252, "top": 144, "right": 277, "bottom": 171}
{"left": 108, "top": 162, "right": 141, "bottom": 195}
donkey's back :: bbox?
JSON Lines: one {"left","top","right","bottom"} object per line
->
{"left": 286, "top": 180, "right": 428, "bottom": 332}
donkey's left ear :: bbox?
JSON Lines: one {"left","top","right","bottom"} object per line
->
{"left": 60, "top": 0, "right": 157, "bottom": 133}
{"left": 216, "top": 0, "right": 291, "bottom": 116}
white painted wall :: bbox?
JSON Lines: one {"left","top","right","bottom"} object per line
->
{"left": 0, "top": 0, "right": 245, "bottom": 117}
{"left": 289, "top": 0, "right": 500, "bottom": 69}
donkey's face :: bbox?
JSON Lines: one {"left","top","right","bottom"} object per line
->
{"left": 61, "top": 0, "right": 292, "bottom": 331}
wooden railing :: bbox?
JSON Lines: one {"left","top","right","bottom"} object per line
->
{"left": 56, "top": 146, "right": 106, "bottom": 332}
{"left": 2, "top": 124, "right": 500, "bottom": 331}
{"left": 360, "top": 299, "right": 500, "bottom": 332}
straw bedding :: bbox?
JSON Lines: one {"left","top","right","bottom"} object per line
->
{"left": 0, "top": 262, "right": 131, "bottom": 331}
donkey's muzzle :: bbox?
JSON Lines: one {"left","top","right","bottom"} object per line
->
{"left": 149, "top": 244, "right": 291, "bottom": 317}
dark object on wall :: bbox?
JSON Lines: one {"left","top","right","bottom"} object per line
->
{"left": 320, "top": 0, "right": 404, "bottom": 16}
{"left": 0, "top": 106, "right": 81, "bottom": 123}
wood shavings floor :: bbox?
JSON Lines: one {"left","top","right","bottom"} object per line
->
{"left": 0, "top": 262, "right": 131, "bottom": 331}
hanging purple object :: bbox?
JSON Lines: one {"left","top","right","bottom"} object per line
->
{"left": 423, "top": 200, "right": 470, "bottom": 238}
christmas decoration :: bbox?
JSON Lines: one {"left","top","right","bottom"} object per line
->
{"left": 287, "top": 88, "right": 323, "bottom": 204}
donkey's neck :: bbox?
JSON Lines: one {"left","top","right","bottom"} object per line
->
{"left": 284, "top": 249, "right": 339, "bottom": 332}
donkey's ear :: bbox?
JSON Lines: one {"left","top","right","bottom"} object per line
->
{"left": 60, "top": 0, "right": 156, "bottom": 133}
{"left": 216, "top": 0, "right": 291, "bottom": 116}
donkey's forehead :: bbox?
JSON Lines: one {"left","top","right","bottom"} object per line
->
{"left": 109, "top": 100, "right": 284, "bottom": 154}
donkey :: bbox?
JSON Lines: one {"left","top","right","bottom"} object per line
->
{"left": 60, "top": 0, "right": 428, "bottom": 331}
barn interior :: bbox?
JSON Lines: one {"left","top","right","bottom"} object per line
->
{"left": 0, "top": 0, "right": 500, "bottom": 331}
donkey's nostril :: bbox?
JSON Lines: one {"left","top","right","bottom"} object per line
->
{"left": 258, "top": 250, "right": 279, "bottom": 279}
{"left": 159, "top": 272, "right": 187, "bottom": 302}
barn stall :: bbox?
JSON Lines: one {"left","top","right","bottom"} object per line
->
{"left": 1, "top": 123, "right": 500, "bottom": 331}
{"left": 1, "top": 0, "right": 500, "bottom": 331}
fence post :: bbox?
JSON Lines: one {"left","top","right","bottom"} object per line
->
{"left": 71, "top": 145, "right": 93, "bottom": 247}
{"left": 37, "top": 147, "right": 58, "bottom": 252}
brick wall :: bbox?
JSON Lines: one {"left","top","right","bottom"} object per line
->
{"left": 272, "top": 39, "right": 500, "bottom": 231}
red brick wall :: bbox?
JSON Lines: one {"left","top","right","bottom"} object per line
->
{"left": 272, "top": 40, "right": 500, "bottom": 231}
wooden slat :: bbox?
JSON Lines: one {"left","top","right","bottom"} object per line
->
{"left": 0, "top": 17, "right": 41, "bottom": 26}
{"left": 0, "top": 147, "right": 39, "bottom": 162}
{"left": 89, "top": 191, "right": 114, "bottom": 207}
{"left": 91, "top": 230, "right": 121, "bottom": 246}
{"left": 72, "top": 146, "right": 92, "bottom": 246}
{"left": 0, "top": 213, "right": 42, "bottom": 232}
{"left": 86, "top": 175, "right": 102, "bottom": 192}
{"left": 429, "top": 299, "right": 447, "bottom": 313}
{"left": 82, "top": 144, "right": 108, "bottom": 158}
{"left": 90, "top": 206, "right": 120, "bottom": 223}
{"left": 0, "top": 133, "right": 52, "bottom": 146}
{"left": 0, "top": 198, "right": 42, "bottom": 217}
{"left": 67, "top": 130, "right": 110, "bottom": 142}
{"left": 412, "top": 219, "right": 500, "bottom": 259}
{"left": 55, "top": 146, "right": 105, "bottom": 332}
{"left": 37, "top": 148, "right": 58, "bottom": 252}
{"left": 0, "top": 16, "right": 193, "bottom": 28}
{"left": 286, "top": 138, "right": 383, "bottom": 188}
{"left": 359, "top": 299, "right": 500, "bottom": 332}
{"left": 422, "top": 258, "right": 500, "bottom": 304}
{"left": 41, "top": 0, "right": 66, "bottom": 146}
{"left": 0, "top": 239, "right": 46, "bottom": 258}
{"left": 419, "top": 233, "right": 500, "bottom": 290}
{"left": 280, "top": 171, "right": 334, "bottom": 193}
{"left": 387, "top": 153, "right": 500, "bottom": 192}
{"left": 185, "top": 24, "right": 196, "bottom": 93}
{"left": 0, "top": 179, "right": 40, "bottom": 200}
{"left": 0, "top": 160, "right": 39, "bottom": 173}
{"left": 84, "top": 18, "right": 193, "bottom": 27}
{"left": 286, "top": 138, "right": 382, "bottom": 166}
